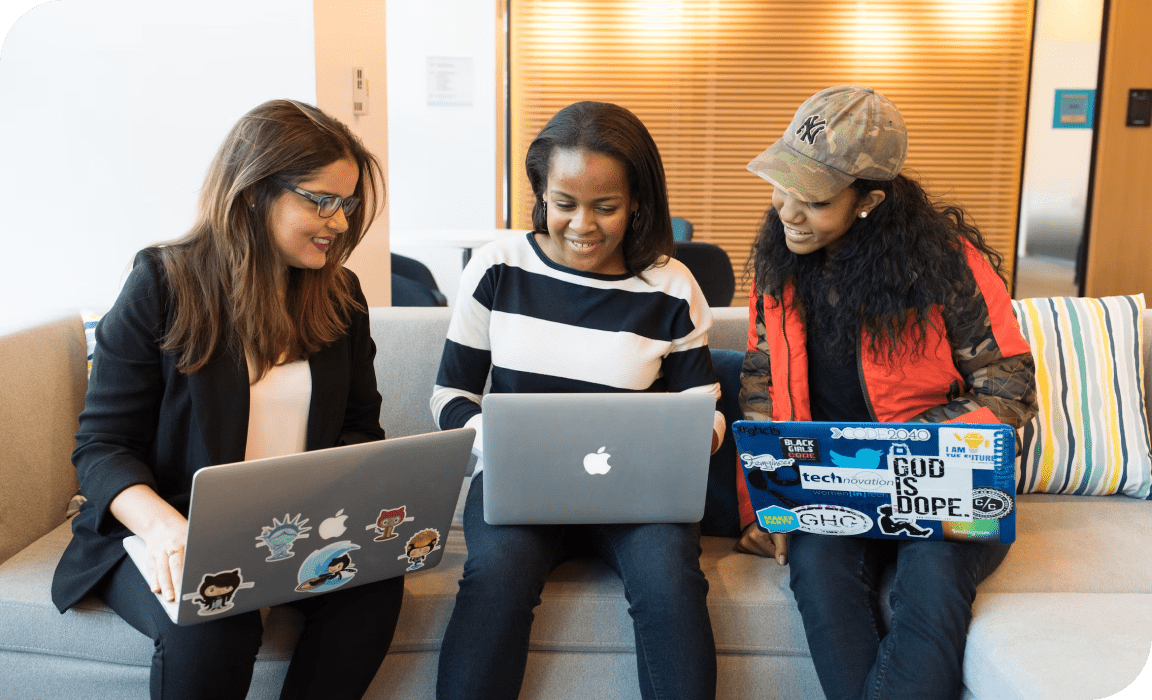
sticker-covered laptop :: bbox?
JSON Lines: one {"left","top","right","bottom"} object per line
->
{"left": 123, "top": 428, "right": 474, "bottom": 625}
{"left": 732, "top": 416, "right": 1016, "bottom": 544}
{"left": 481, "top": 393, "right": 716, "bottom": 525}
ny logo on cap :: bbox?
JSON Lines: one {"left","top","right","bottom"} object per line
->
{"left": 796, "top": 115, "right": 827, "bottom": 145}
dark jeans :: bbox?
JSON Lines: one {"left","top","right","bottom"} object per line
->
{"left": 436, "top": 472, "right": 716, "bottom": 700}
{"left": 788, "top": 532, "right": 1009, "bottom": 700}
{"left": 702, "top": 348, "right": 745, "bottom": 538}
{"left": 97, "top": 554, "right": 405, "bottom": 700}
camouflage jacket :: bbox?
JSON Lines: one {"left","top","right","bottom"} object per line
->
{"left": 736, "top": 240, "right": 1038, "bottom": 527}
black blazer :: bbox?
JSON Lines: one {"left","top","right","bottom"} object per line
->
{"left": 51, "top": 249, "right": 385, "bottom": 612}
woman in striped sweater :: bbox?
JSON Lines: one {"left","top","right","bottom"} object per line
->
{"left": 432, "top": 101, "right": 722, "bottom": 700}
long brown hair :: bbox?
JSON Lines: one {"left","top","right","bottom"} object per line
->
{"left": 158, "top": 99, "right": 383, "bottom": 380}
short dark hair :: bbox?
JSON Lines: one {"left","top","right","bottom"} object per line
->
{"left": 525, "top": 101, "right": 673, "bottom": 277}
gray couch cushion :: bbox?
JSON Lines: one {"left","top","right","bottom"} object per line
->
{"left": 965, "top": 593, "right": 1152, "bottom": 700}
{"left": 370, "top": 307, "right": 452, "bottom": 440}
{"left": 0, "top": 521, "right": 303, "bottom": 667}
{"left": 980, "top": 494, "right": 1152, "bottom": 594}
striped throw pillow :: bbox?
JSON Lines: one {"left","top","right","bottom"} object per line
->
{"left": 1012, "top": 295, "right": 1152, "bottom": 498}
{"left": 81, "top": 310, "right": 102, "bottom": 377}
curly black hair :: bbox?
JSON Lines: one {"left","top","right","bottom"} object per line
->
{"left": 750, "top": 174, "right": 1006, "bottom": 361}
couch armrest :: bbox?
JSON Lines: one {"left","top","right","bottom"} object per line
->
{"left": 0, "top": 314, "right": 87, "bottom": 565}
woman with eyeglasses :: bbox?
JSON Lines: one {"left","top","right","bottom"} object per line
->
{"left": 51, "top": 99, "right": 402, "bottom": 700}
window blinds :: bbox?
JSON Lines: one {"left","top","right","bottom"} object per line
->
{"left": 509, "top": 0, "right": 1033, "bottom": 303}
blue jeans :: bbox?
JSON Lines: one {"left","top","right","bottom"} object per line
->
{"left": 702, "top": 349, "right": 744, "bottom": 538}
{"left": 436, "top": 472, "right": 716, "bottom": 700}
{"left": 788, "top": 532, "right": 1009, "bottom": 700}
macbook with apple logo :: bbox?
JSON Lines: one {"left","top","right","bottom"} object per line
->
{"left": 121, "top": 428, "right": 474, "bottom": 625}
{"left": 479, "top": 393, "right": 716, "bottom": 525}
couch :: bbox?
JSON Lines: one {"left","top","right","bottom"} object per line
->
{"left": 1, "top": 304, "right": 1150, "bottom": 699}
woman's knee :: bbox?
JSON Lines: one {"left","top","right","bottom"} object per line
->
{"left": 155, "top": 611, "right": 264, "bottom": 668}
{"left": 610, "top": 526, "right": 709, "bottom": 609}
{"left": 457, "top": 555, "right": 548, "bottom": 615}
{"left": 787, "top": 533, "right": 870, "bottom": 592}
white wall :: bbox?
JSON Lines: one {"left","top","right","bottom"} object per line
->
{"left": 1017, "top": 0, "right": 1104, "bottom": 259}
{"left": 385, "top": 0, "right": 498, "bottom": 304}
{"left": 0, "top": 0, "right": 316, "bottom": 331}
{"left": 314, "top": 0, "right": 391, "bottom": 305}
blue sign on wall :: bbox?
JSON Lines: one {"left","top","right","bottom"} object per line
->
{"left": 1053, "top": 89, "right": 1096, "bottom": 129}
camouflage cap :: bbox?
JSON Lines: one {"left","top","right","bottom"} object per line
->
{"left": 747, "top": 86, "right": 907, "bottom": 202}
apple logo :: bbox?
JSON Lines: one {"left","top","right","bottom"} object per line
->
{"left": 583, "top": 447, "right": 612, "bottom": 475}
{"left": 318, "top": 509, "right": 349, "bottom": 539}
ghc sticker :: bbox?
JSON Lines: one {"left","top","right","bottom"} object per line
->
{"left": 794, "top": 505, "right": 874, "bottom": 536}
{"left": 756, "top": 506, "right": 800, "bottom": 533}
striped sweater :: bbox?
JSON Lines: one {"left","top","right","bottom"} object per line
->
{"left": 431, "top": 233, "right": 724, "bottom": 463}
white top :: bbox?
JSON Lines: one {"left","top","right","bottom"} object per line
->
{"left": 244, "top": 359, "right": 311, "bottom": 461}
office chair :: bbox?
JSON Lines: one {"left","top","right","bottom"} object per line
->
{"left": 672, "top": 241, "right": 735, "bottom": 307}
{"left": 671, "top": 216, "right": 694, "bottom": 242}
{"left": 391, "top": 253, "right": 447, "bottom": 306}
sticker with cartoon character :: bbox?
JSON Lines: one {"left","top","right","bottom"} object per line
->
{"left": 876, "top": 504, "right": 933, "bottom": 538}
{"left": 254, "top": 513, "right": 312, "bottom": 561}
{"left": 183, "top": 569, "right": 255, "bottom": 616}
{"left": 400, "top": 528, "right": 441, "bottom": 571}
{"left": 295, "top": 541, "right": 361, "bottom": 592}
{"left": 366, "top": 505, "right": 414, "bottom": 541}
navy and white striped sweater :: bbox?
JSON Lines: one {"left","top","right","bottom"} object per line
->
{"left": 431, "top": 233, "right": 724, "bottom": 458}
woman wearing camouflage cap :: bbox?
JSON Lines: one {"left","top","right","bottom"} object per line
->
{"left": 733, "top": 86, "right": 1037, "bottom": 700}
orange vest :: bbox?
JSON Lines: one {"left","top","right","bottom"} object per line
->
{"left": 751, "top": 241, "right": 1030, "bottom": 423}
{"left": 736, "top": 241, "right": 1032, "bottom": 528}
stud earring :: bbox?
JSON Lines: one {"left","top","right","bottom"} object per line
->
{"left": 859, "top": 211, "right": 868, "bottom": 219}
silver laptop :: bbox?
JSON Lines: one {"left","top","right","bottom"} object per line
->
{"left": 123, "top": 428, "right": 474, "bottom": 625}
{"left": 481, "top": 393, "right": 715, "bottom": 525}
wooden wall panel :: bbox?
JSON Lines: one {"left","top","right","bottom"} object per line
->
{"left": 1084, "top": 0, "right": 1152, "bottom": 298}
{"left": 509, "top": 0, "right": 1033, "bottom": 304}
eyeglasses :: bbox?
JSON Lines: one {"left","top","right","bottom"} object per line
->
{"left": 283, "top": 184, "right": 360, "bottom": 219}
